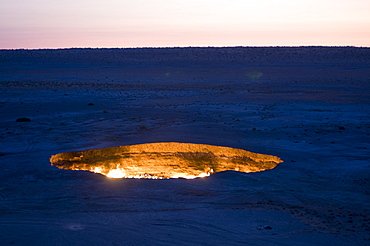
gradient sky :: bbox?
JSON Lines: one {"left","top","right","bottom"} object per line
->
{"left": 1, "top": 0, "right": 369, "bottom": 49}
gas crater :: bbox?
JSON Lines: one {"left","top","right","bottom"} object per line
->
{"left": 50, "top": 142, "right": 283, "bottom": 179}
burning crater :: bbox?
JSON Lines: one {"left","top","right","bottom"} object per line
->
{"left": 50, "top": 142, "right": 283, "bottom": 179}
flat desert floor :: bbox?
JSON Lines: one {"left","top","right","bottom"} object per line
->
{"left": 0, "top": 47, "right": 369, "bottom": 245}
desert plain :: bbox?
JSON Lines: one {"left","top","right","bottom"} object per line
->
{"left": 0, "top": 47, "right": 369, "bottom": 245}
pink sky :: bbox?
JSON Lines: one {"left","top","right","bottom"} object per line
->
{"left": 1, "top": 0, "right": 369, "bottom": 49}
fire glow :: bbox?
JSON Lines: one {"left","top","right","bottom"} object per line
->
{"left": 50, "top": 142, "right": 283, "bottom": 179}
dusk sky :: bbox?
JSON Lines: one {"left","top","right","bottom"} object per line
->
{"left": 1, "top": 0, "right": 369, "bottom": 49}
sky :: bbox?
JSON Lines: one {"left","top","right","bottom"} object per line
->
{"left": 0, "top": 0, "right": 369, "bottom": 49}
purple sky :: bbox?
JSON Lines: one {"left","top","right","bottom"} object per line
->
{"left": 1, "top": 0, "right": 369, "bottom": 49}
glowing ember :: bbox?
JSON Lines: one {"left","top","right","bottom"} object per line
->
{"left": 50, "top": 142, "right": 283, "bottom": 179}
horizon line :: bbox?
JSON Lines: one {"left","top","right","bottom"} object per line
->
{"left": 1, "top": 45, "right": 369, "bottom": 51}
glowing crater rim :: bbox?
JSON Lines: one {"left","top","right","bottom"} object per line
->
{"left": 50, "top": 142, "right": 283, "bottom": 179}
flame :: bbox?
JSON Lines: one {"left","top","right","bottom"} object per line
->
{"left": 101, "top": 168, "right": 210, "bottom": 179}
{"left": 170, "top": 172, "right": 210, "bottom": 179}
{"left": 106, "top": 169, "right": 126, "bottom": 178}
{"left": 50, "top": 142, "right": 283, "bottom": 179}
{"left": 197, "top": 172, "right": 210, "bottom": 178}
{"left": 92, "top": 167, "right": 103, "bottom": 173}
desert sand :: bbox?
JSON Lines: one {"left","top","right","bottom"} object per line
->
{"left": 0, "top": 47, "right": 369, "bottom": 245}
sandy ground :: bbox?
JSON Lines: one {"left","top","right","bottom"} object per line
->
{"left": 0, "top": 47, "right": 369, "bottom": 245}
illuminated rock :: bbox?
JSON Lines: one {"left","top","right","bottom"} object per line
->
{"left": 50, "top": 142, "right": 283, "bottom": 179}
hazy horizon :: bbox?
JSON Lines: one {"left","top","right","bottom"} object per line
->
{"left": 1, "top": 0, "right": 369, "bottom": 49}
{"left": 1, "top": 45, "right": 370, "bottom": 51}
